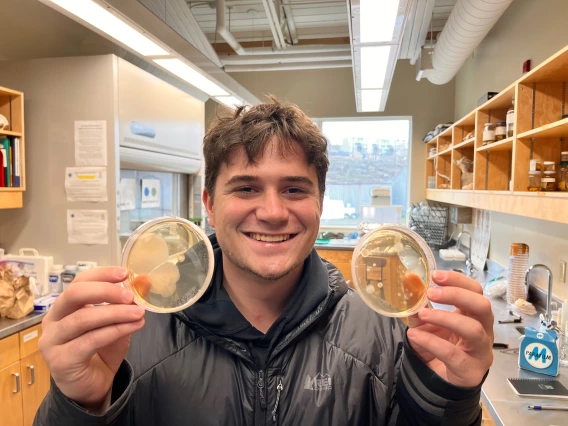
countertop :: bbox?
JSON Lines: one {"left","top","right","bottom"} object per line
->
{"left": 433, "top": 253, "right": 568, "bottom": 426}
{"left": 0, "top": 311, "right": 46, "bottom": 340}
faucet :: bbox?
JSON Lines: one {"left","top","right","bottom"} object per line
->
{"left": 456, "top": 231, "right": 474, "bottom": 274}
{"left": 525, "top": 264, "right": 554, "bottom": 326}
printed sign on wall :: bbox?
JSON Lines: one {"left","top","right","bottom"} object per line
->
{"left": 141, "top": 179, "right": 160, "bottom": 209}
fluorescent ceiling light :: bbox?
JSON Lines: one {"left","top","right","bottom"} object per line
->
{"left": 361, "top": 89, "right": 383, "bottom": 112}
{"left": 361, "top": 46, "right": 392, "bottom": 89}
{"left": 215, "top": 96, "right": 242, "bottom": 109}
{"left": 49, "top": 0, "right": 168, "bottom": 56}
{"left": 360, "top": 0, "right": 400, "bottom": 43}
{"left": 154, "top": 59, "right": 229, "bottom": 97}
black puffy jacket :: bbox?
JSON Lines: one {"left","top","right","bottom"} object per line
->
{"left": 34, "top": 243, "right": 483, "bottom": 426}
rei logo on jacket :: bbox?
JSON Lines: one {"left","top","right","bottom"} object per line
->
{"left": 304, "top": 373, "right": 332, "bottom": 391}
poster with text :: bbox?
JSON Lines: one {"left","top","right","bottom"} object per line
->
{"left": 141, "top": 179, "right": 160, "bottom": 209}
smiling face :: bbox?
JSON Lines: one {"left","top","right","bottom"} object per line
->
{"left": 203, "top": 138, "right": 322, "bottom": 282}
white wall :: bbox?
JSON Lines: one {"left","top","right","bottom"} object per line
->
{"left": 453, "top": 0, "right": 568, "bottom": 299}
{"left": 0, "top": 55, "right": 121, "bottom": 266}
{"left": 207, "top": 59, "right": 456, "bottom": 204}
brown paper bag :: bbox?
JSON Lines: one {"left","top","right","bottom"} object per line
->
{"left": 0, "top": 263, "right": 34, "bottom": 319}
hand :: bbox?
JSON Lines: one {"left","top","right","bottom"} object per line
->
{"left": 406, "top": 270, "right": 494, "bottom": 388}
{"left": 38, "top": 267, "right": 145, "bottom": 410}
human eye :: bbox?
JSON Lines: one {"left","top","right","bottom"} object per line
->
{"left": 235, "top": 186, "right": 256, "bottom": 195}
{"left": 285, "top": 187, "right": 307, "bottom": 196}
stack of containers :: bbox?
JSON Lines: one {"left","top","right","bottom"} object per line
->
{"left": 506, "top": 243, "right": 530, "bottom": 304}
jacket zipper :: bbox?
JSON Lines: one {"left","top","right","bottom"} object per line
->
{"left": 271, "top": 378, "right": 283, "bottom": 423}
{"left": 255, "top": 370, "right": 267, "bottom": 426}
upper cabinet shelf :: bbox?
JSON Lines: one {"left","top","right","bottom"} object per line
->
{"left": 0, "top": 86, "right": 26, "bottom": 209}
{"left": 424, "top": 44, "right": 568, "bottom": 224}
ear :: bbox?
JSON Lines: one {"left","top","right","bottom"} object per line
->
{"left": 202, "top": 189, "right": 215, "bottom": 228}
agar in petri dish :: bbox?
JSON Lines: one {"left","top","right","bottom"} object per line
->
{"left": 351, "top": 225, "right": 436, "bottom": 318}
{"left": 121, "top": 217, "right": 214, "bottom": 313}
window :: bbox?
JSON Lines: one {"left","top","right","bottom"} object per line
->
{"left": 315, "top": 118, "right": 411, "bottom": 230}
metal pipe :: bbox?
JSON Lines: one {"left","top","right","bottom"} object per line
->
{"left": 409, "top": 0, "right": 435, "bottom": 65}
{"left": 224, "top": 60, "right": 352, "bottom": 72}
{"left": 220, "top": 50, "right": 351, "bottom": 65}
{"left": 262, "top": 0, "right": 282, "bottom": 50}
{"left": 237, "top": 44, "right": 350, "bottom": 55}
{"left": 216, "top": 0, "right": 247, "bottom": 55}
{"left": 525, "top": 264, "right": 554, "bottom": 325}
{"left": 281, "top": 0, "right": 299, "bottom": 44}
{"left": 423, "top": 0, "right": 514, "bottom": 84}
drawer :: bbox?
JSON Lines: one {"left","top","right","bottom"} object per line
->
{"left": 19, "top": 324, "right": 42, "bottom": 359}
{"left": 0, "top": 333, "right": 20, "bottom": 370}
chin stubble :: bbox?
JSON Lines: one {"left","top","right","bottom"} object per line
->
{"left": 225, "top": 250, "right": 304, "bottom": 281}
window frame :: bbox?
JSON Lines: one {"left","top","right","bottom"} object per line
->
{"left": 312, "top": 116, "right": 413, "bottom": 233}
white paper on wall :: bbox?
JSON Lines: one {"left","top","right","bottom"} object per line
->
{"left": 75, "top": 120, "right": 107, "bottom": 166}
{"left": 119, "top": 178, "right": 136, "bottom": 211}
{"left": 65, "top": 167, "right": 108, "bottom": 202}
{"left": 67, "top": 210, "right": 109, "bottom": 245}
{"left": 141, "top": 179, "right": 160, "bottom": 209}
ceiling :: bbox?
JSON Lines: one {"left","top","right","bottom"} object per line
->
{"left": 189, "top": 0, "right": 349, "bottom": 44}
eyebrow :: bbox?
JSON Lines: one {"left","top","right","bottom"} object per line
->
{"left": 225, "top": 174, "right": 316, "bottom": 188}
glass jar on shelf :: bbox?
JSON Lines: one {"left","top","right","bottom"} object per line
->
{"left": 495, "top": 122, "right": 507, "bottom": 141}
{"left": 528, "top": 171, "right": 541, "bottom": 191}
{"left": 483, "top": 123, "right": 496, "bottom": 145}
{"left": 529, "top": 158, "right": 542, "bottom": 172}
{"left": 506, "top": 99, "right": 515, "bottom": 137}
{"left": 541, "top": 171, "right": 557, "bottom": 191}
{"left": 543, "top": 161, "right": 556, "bottom": 172}
{"left": 558, "top": 167, "right": 568, "bottom": 191}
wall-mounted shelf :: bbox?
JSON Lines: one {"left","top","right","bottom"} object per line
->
{"left": 0, "top": 86, "right": 25, "bottom": 209}
{"left": 425, "top": 43, "right": 568, "bottom": 222}
{"left": 517, "top": 117, "right": 568, "bottom": 139}
{"left": 454, "top": 137, "right": 475, "bottom": 149}
{"left": 476, "top": 137, "right": 514, "bottom": 152}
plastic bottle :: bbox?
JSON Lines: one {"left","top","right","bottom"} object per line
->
{"left": 61, "top": 265, "right": 78, "bottom": 292}
{"left": 48, "top": 264, "right": 64, "bottom": 294}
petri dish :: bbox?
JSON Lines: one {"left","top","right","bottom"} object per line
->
{"left": 121, "top": 217, "right": 214, "bottom": 313}
{"left": 351, "top": 224, "right": 436, "bottom": 318}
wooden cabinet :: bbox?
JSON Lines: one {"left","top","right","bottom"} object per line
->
{"left": 21, "top": 351, "right": 50, "bottom": 426}
{"left": 425, "top": 44, "right": 568, "bottom": 224}
{"left": 0, "top": 86, "right": 26, "bottom": 209}
{"left": 0, "top": 324, "right": 49, "bottom": 426}
{"left": 316, "top": 248, "right": 354, "bottom": 287}
{"left": 0, "top": 361, "right": 24, "bottom": 426}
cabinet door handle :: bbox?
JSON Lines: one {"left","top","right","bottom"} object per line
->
{"left": 28, "top": 365, "right": 35, "bottom": 385}
{"left": 13, "top": 372, "right": 21, "bottom": 393}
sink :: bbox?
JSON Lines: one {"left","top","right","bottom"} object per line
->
{"left": 515, "top": 326, "right": 526, "bottom": 335}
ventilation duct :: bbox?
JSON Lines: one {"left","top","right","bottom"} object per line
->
{"left": 421, "top": 0, "right": 514, "bottom": 85}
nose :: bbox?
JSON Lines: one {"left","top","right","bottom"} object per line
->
{"left": 256, "top": 189, "right": 289, "bottom": 224}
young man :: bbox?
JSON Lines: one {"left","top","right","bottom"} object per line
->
{"left": 35, "top": 99, "right": 493, "bottom": 425}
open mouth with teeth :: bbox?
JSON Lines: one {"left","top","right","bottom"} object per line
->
{"left": 246, "top": 233, "right": 297, "bottom": 243}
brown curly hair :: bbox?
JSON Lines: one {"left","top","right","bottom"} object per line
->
{"left": 203, "top": 96, "right": 329, "bottom": 199}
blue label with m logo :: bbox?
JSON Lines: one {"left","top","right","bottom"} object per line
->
{"left": 519, "top": 327, "right": 559, "bottom": 377}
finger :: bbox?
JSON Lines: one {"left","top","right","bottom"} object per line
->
{"left": 432, "top": 270, "right": 482, "bottom": 294}
{"left": 47, "top": 282, "right": 134, "bottom": 322}
{"left": 66, "top": 318, "right": 145, "bottom": 362}
{"left": 427, "top": 286, "right": 494, "bottom": 330}
{"left": 407, "top": 328, "right": 469, "bottom": 372}
{"left": 48, "top": 304, "right": 145, "bottom": 346}
{"left": 417, "top": 309, "right": 492, "bottom": 348}
{"left": 74, "top": 266, "right": 128, "bottom": 284}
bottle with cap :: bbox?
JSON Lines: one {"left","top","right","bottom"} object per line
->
{"left": 48, "top": 264, "right": 64, "bottom": 294}
{"left": 61, "top": 265, "right": 78, "bottom": 292}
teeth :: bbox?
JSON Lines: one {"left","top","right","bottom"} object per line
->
{"left": 250, "top": 233, "right": 290, "bottom": 242}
